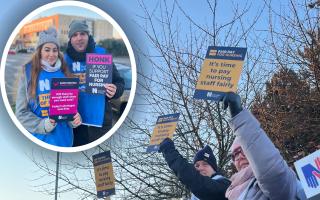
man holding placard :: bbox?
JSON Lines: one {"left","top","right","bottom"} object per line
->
{"left": 159, "top": 138, "right": 230, "bottom": 200}
{"left": 64, "top": 20, "right": 124, "bottom": 146}
{"left": 147, "top": 113, "right": 230, "bottom": 199}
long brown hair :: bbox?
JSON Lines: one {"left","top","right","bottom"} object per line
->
{"left": 28, "top": 44, "right": 72, "bottom": 99}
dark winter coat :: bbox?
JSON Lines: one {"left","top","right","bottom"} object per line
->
{"left": 161, "top": 144, "right": 230, "bottom": 200}
{"left": 65, "top": 36, "right": 124, "bottom": 145}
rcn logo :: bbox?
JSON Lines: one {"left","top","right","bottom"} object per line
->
{"left": 209, "top": 49, "right": 217, "bottom": 56}
{"left": 302, "top": 157, "right": 320, "bottom": 188}
{"left": 58, "top": 116, "right": 67, "bottom": 120}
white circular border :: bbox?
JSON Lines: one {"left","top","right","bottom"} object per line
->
{"left": 0, "top": 1, "right": 137, "bottom": 152}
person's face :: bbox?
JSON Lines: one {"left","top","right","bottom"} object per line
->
{"left": 40, "top": 43, "right": 58, "bottom": 66}
{"left": 232, "top": 147, "right": 249, "bottom": 171}
{"left": 194, "top": 160, "right": 215, "bottom": 177}
{"left": 70, "top": 31, "right": 89, "bottom": 52}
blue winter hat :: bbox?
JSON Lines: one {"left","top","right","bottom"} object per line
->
{"left": 193, "top": 145, "right": 218, "bottom": 171}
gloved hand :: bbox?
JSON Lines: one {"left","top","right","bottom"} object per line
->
{"left": 159, "top": 138, "right": 175, "bottom": 153}
{"left": 222, "top": 92, "right": 243, "bottom": 117}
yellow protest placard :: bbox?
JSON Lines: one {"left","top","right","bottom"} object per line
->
{"left": 93, "top": 151, "right": 115, "bottom": 198}
{"left": 194, "top": 46, "right": 247, "bottom": 101}
{"left": 146, "top": 113, "right": 180, "bottom": 153}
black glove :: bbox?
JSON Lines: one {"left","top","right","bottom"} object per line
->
{"left": 159, "top": 138, "right": 175, "bottom": 153}
{"left": 222, "top": 92, "right": 243, "bottom": 117}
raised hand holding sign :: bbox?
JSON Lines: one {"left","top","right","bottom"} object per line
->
{"left": 222, "top": 92, "right": 243, "bottom": 117}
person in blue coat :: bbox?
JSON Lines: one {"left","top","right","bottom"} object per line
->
{"left": 223, "top": 92, "right": 307, "bottom": 200}
{"left": 159, "top": 138, "right": 230, "bottom": 200}
{"left": 64, "top": 20, "right": 124, "bottom": 146}
{"left": 15, "top": 27, "right": 82, "bottom": 147}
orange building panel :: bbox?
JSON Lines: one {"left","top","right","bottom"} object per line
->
{"left": 20, "top": 15, "right": 59, "bottom": 35}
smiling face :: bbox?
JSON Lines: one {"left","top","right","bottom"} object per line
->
{"left": 40, "top": 43, "right": 58, "bottom": 66}
{"left": 70, "top": 31, "right": 89, "bottom": 52}
{"left": 194, "top": 160, "right": 215, "bottom": 177}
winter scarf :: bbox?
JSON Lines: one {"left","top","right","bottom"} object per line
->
{"left": 225, "top": 166, "right": 254, "bottom": 200}
{"left": 66, "top": 35, "right": 96, "bottom": 62}
{"left": 41, "top": 59, "right": 61, "bottom": 72}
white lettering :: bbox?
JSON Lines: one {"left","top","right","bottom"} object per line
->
{"left": 72, "top": 62, "right": 81, "bottom": 71}
{"left": 39, "top": 79, "right": 50, "bottom": 91}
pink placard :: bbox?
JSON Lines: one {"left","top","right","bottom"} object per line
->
{"left": 49, "top": 89, "right": 78, "bottom": 116}
{"left": 86, "top": 54, "right": 112, "bottom": 65}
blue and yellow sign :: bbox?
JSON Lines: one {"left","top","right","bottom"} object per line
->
{"left": 194, "top": 46, "right": 247, "bottom": 101}
{"left": 147, "top": 113, "right": 180, "bottom": 153}
{"left": 93, "top": 151, "right": 115, "bottom": 198}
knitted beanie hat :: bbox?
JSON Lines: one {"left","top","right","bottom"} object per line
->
{"left": 68, "top": 19, "right": 89, "bottom": 38}
{"left": 193, "top": 145, "right": 218, "bottom": 171}
{"left": 231, "top": 137, "right": 241, "bottom": 153}
{"left": 37, "top": 27, "right": 59, "bottom": 49}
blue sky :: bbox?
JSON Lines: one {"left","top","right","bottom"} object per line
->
{"left": 0, "top": 0, "right": 288, "bottom": 199}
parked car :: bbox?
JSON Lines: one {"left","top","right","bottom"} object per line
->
{"left": 110, "top": 63, "right": 132, "bottom": 115}
{"left": 18, "top": 49, "right": 28, "bottom": 53}
{"left": 27, "top": 47, "right": 35, "bottom": 53}
{"left": 8, "top": 48, "right": 16, "bottom": 55}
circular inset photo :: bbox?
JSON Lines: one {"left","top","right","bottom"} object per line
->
{"left": 0, "top": 1, "right": 136, "bottom": 152}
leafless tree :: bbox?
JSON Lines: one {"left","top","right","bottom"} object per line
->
{"left": 29, "top": 1, "right": 272, "bottom": 199}
{"left": 251, "top": 0, "right": 320, "bottom": 166}
{"left": 105, "top": 0, "right": 267, "bottom": 199}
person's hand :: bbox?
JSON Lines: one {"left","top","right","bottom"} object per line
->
{"left": 49, "top": 119, "right": 56, "bottom": 125}
{"left": 159, "top": 138, "right": 175, "bottom": 153}
{"left": 44, "top": 118, "right": 56, "bottom": 133}
{"left": 222, "top": 92, "right": 243, "bottom": 117}
{"left": 72, "top": 112, "right": 82, "bottom": 126}
{"left": 105, "top": 83, "right": 117, "bottom": 98}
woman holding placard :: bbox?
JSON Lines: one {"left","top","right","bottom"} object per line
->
{"left": 223, "top": 92, "right": 306, "bottom": 200}
{"left": 15, "top": 27, "right": 81, "bottom": 147}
